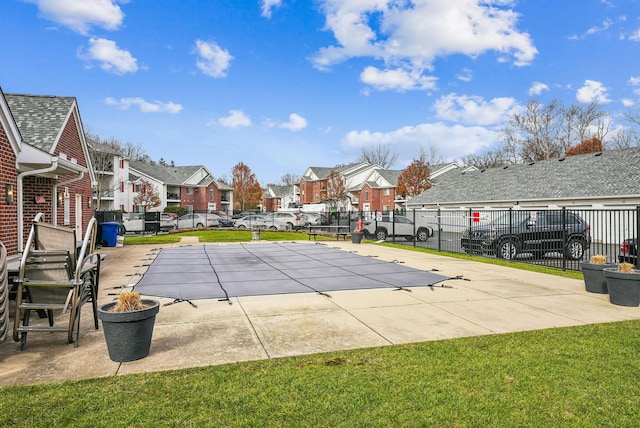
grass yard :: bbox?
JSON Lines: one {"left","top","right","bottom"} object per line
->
{"left": 4, "top": 229, "right": 636, "bottom": 426}
{"left": 1, "top": 321, "right": 638, "bottom": 426}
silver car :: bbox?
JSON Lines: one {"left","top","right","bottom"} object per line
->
{"left": 176, "top": 213, "right": 220, "bottom": 229}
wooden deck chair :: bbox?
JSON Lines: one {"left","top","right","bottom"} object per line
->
{"left": 13, "top": 215, "right": 100, "bottom": 349}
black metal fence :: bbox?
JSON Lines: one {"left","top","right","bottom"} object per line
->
{"left": 311, "top": 207, "right": 639, "bottom": 272}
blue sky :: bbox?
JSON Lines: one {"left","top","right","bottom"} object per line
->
{"left": 1, "top": 0, "right": 639, "bottom": 184}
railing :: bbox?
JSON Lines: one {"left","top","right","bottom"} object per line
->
{"left": 350, "top": 207, "right": 639, "bottom": 272}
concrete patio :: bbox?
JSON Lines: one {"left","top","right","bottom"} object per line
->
{"left": 1, "top": 238, "right": 639, "bottom": 387}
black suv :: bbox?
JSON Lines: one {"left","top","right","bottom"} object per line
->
{"left": 461, "top": 211, "right": 591, "bottom": 260}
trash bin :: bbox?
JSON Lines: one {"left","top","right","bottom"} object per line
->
{"left": 100, "top": 222, "right": 120, "bottom": 247}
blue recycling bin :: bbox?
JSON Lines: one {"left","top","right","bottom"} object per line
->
{"left": 100, "top": 222, "right": 120, "bottom": 247}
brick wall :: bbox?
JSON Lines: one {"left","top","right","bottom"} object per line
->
{"left": 0, "top": 122, "right": 18, "bottom": 255}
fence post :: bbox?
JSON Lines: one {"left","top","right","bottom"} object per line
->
{"left": 437, "top": 208, "right": 442, "bottom": 252}
{"left": 562, "top": 207, "right": 567, "bottom": 271}
{"left": 636, "top": 206, "right": 640, "bottom": 269}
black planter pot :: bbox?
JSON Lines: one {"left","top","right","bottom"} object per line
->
{"left": 98, "top": 299, "right": 160, "bottom": 362}
{"left": 603, "top": 268, "right": 640, "bottom": 307}
{"left": 351, "top": 232, "right": 363, "bottom": 244}
{"left": 580, "top": 261, "right": 617, "bottom": 294}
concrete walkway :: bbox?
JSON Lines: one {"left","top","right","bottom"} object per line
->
{"left": 1, "top": 239, "right": 638, "bottom": 387}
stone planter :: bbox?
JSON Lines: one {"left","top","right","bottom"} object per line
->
{"left": 580, "top": 261, "right": 617, "bottom": 294}
{"left": 251, "top": 230, "right": 261, "bottom": 241}
{"left": 351, "top": 232, "right": 364, "bottom": 244}
{"left": 98, "top": 299, "right": 160, "bottom": 362}
{"left": 603, "top": 268, "right": 640, "bottom": 307}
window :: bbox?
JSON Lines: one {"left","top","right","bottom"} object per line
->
{"left": 120, "top": 159, "right": 125, "bottom": 169}
{"left": 209, "top": 189, "right": 214, "bottom": 201}
{"left": 365, "top": 189, "right": 369, "bottom": 201}
{"left": 383, "top": 189, "right": 390, "bottom": 196}
{"left": 186, "top": 187, "right": 193, "bottom": 195}
{"left": 383, "top": 205, "right": 390, "bottom": 211}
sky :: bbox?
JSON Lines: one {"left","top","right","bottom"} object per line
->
{"left": 1, "top": 0, "right": 640, "bottom": 185}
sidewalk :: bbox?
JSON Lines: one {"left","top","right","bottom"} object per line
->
{"left": 1, "top": 239, "right": 638, "bottom": 387}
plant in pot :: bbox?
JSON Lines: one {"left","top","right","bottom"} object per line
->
{"left": 603, "top": 262, "right": 640, "bottom": 307}
{"left": 97, "top": 291, "right": 160, "bottom": 362}
{"left": 580, "top": 254, "right": 617, "bottom": 294}
{"left": 351, "top": 228, "right": 364, "bottom": 244}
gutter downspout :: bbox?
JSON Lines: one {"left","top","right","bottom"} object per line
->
{"left": 17, "top": 158, "right": 59, "bottom": 253}
{"left": 53, "top": 171, "right": 85, "bottom": 226}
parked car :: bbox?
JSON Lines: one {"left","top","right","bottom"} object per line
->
{"left": 300, "top": 213, "right": 321, "bottom": 227}
{"left": 234, "top": 215, "right": 289, "bottom": 230}
{"left": 232, "top": 210, "right": 260, "bottom": 219}
{"left": 362, "top": 215, "right": 433, "bottom": 242}
{"left": 263, "top": 212, "right": 303, "bottom": 229}
{"left": 176, "top": 213, "right": 219, "bottom": 229}
{"left": 461, "top": 210, "right": 591, "bottom": 260}
{"left": 121, "top": 212, "right": 175, "bottom": 233}
{"left": 618, "top": 238, "right": 638, "bottom": 264}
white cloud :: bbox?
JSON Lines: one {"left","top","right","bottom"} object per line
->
{"left": 311, "top": 0, "right": 537, "bottom": 89}
{"left": 342, "top": 122, "right": 497, "bottom": 164}
{"left": 261, "top": 0, "right": 282, "bottom": 18}
{"left": 194, "top": 40, "right": 233, "bottom": 78}
{"left": 576, "top": 80, "right": 611, "bottom": 104}
{"left": 265, "top": 113, "right": 308, "bottom": 131}
{"left": 218, "top": 110, "right": 252, "bottom": 128}
{"left": 528, "top": 81, "right": 549, "bottom": 96}
{"left": 456, "top": 68, "right": 473, "bottom": 82}
{"left": 25, "top": 0, "right": 126, "bottom": 35}
{"left": 278, "top": 113, "right": 308, "bottom": 131}
{"left": 81, "top": 37, "right": 138, "bottom": 74}
{"left": 360, "top": 66, "right": 437, "bottom": 92}
{"left": 433, "top": 93, "right": 519, "bottom": 126}
{"left": 105, "top": 97, "right": 182, "bottom": 113}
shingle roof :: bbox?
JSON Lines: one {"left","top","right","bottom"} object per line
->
{"left": 5, "top": 93, "right": 75, "bottom": 152}
{"left": 129, "top": 161, "right": 203, "bottom": 185}
{"left": 409, "top": 147, "right": 640, "bottom": 206}
{"left": 266, "top": 185, "right": 293, "bottom": 198}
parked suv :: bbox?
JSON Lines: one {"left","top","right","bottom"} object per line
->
{"left": 461, "top": 211, "right": 591, "bottom": 260}
{"left": 362, "top": 215, "right": 433, "bottom": 242}
{"left": 263, "top": 212, "right": 303, "bottom": 229}
{"left": 618, "top": 238, "right": 638, "bottom": 264}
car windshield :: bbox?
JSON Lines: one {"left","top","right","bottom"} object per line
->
{"left": 491, "top": 212, "right": 530, "bottom": 226}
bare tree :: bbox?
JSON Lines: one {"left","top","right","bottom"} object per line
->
{"left": 279, "top": 173, "right": 300, "bottom": 186}
{"left": 461, "top": 149, "right": 508, "bottom": 169}
{"left": 357, "top": 144, "right": 398, "bottom": 168}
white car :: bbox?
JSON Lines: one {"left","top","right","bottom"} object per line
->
{"left": 176, "top": 213, "right": 220, "bottom": 229}
{"left": 234, "top": 215, "right": 290, "bottom": 230}
{"left": 262, "top": 212, "right": 303, "bottom": 229}
{"left": 122, "top": 212, "right": 175, "bottom": 233}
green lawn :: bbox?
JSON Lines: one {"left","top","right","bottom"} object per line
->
{"left": 1, "top": 321, "right": 638, "bottom": 426}
{"left": 5, "top": 230, "right": 636, "bottom": 426}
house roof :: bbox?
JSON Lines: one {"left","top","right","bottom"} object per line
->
{"left": 265, "top": 185, "right": 293, "bottom": 198}
{"left": 408, "top": 147, "right": 640, "bottom": 206}
{"left": 4, "top": 93, "right": 76, "bottom": 152}
{"left": 303, "top": 164, "right": 354, "bottom": 180}
{"left": 129, "top": 161, "right": 204, "bottom": 186}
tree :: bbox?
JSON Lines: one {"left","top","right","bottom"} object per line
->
{"left": 133, "top": 179, "right": 161, "bottom": 211}
{"left": 501, "top": 98, "right": 609, "bottom": 163}
{"left": 279, "top": 173, "right": 300, "bottom": 186}
{"left": 565, "top": 137, "right": 603, "bottom": 157}
{"left": 320, "top": 170, "right": 347, "bottom": 210}
{"left": 461, "top": 149, "right": 509, "bottom": 169}
{"left": 357, "top": 144, "right": 398, "bottom": 168}
{"left": 232, "top": 162, "right": 263, "bottom": 212}
{"left": 396, "top": 153, "right": 431, "bottom": 198}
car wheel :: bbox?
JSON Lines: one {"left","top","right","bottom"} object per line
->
{"left": 269, "top": 226, "right": 278, "bottom": 231}
{"left": 416, "top": 228, "right": 430, "bottom": 242}
{"left": 237, "top": 225, "right": 246, "bottom": 230}
{"left": 196, "top": 223, "right": 204, "bottom": 228}
{"left": 497, "top": 239, "right": 518, "bottom": 260}
{"left": 375, "top": 228, "right": 387, "bottom": 241}
{"left": 565, "top": 238, "right": 585, "bottom": 260}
